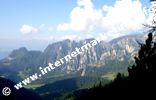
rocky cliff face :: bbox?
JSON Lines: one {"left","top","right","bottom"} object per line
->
{"left": 0, "top": 34, "right": 146, "bottom": 81}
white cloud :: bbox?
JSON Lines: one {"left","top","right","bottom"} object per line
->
{"left": 57, "top": 0, "right": 102, "bottom": 32}
{"left": 20, "top": 25, "right": 39, "bottom": 34}
{"left": 101, "top": 0, "right": 146, "bottom": 33}
{"left": 57, "top": 0, "right": 147, "bottom": 40}
{"left": 57, "top": 23, "right": 70, "bottom": 31}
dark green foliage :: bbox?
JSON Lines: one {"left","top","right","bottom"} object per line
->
{"left": 0, "top": 77, "right": 42, "bottom": 100}
{"left": 128, "top": 33, "right": 156, "bottom": 81}
{"left": 35, "top": 76, "right": 108, "bottom": 100}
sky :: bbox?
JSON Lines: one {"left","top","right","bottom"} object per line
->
{"left": 0, "top": 0, "right": 153, "bottom": 53}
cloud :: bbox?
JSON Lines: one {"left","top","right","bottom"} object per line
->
{"left": 101, "top": 0, "right": 146, "bottom": 33}
{"left": 57, "top": 0, "right": 147, "bottom": 40}
{"left": 57, "top": 0, "right": 102, "bottom": 32}
{"left": 20, "top": 25, "right": 39, "bottom": 34}
{"left": 57, "top": 23, "right": 70, "bottom": 31}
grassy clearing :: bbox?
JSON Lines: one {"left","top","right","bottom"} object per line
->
{"left": 101, "top": 72, "right": 117, "bottom": 80}
{"left": 24, "top": 84, "right": 44, "bottom": 89}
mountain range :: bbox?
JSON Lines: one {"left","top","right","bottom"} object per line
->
{"left": 0, "top": 33, "right": 148, "bottom": 99}
{"left": 0, "top": 33, "right": 146, "bottom": 85}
